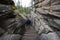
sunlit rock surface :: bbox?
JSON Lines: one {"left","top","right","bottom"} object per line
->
{"left": 30, "top": 0, "right": 60, "bottom": 40}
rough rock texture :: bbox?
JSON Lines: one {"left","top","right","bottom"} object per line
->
{"left": 0, "top": 34, "right": 21, "bottom": 40}
{"left": 0, "top": 0, "right": 26, "bottom": 40}
{"left": 30, "top": 0, "right": 60, "bottom": 40}
{"left": 38, "top": 32, "right": 60, "bottom": 40}
{"left": 0, "top": 0, "right": 14, "bottom": 5}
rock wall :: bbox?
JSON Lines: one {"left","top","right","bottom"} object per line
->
{"left": 30, "top": 0, "right": 60, "bottom": 40}
{"left": 0, "top": 0, "right": 16, "bottom": 35}
{"left": 0, "top": 0, "right": 26, "bottom": 40}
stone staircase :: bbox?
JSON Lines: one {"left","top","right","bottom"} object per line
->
{"left": 22, "top": 26, "right": 38, "bottom": 40}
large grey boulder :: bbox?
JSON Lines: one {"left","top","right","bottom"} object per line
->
{"left": 38, "top": 32, "right": 60, "bottom": 40}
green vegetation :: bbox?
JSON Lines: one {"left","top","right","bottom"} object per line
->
{"left": 16, "top": 0, "right": 30, "bottom": 14}
{"left": 13, "top": 1, "right": 30, "bottom": 40}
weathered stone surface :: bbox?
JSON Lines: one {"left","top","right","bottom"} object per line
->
{"left": 0, "top": 34, "right": 21, "bottom": 40}
{"left": 0, "top": 3, "right": 17, "bottom": 34}
{"left": 0, "top": 4, "right": 16, "bottom": 20}
{"left": 31, "top": 0, "right": 60, "bottom": 40}
{"left": 32, "top": 0, "right": 60, "bottom": 33}
{"left": 0, "top": 4, "right": 12, "bottom": 13}
{"left": 0, "top": 0, "right": 14, "bottom": 5}
{"left": 0, "top": 28, "right": 5, "bottom": 36}
{"left": 38, "top": 32, "right": 60, "bottom": 40}
{"left": 0, "top": 0, "right": 17, "bottom": 35}
{"left": 0, "top": 0, "right": 24, "bottom": 39}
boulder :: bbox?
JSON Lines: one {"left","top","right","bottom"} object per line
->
{"left": 38, "top": 32, "right": 60, "bottom": 40}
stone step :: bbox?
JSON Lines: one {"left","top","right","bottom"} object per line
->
{"left": 24, "top": 34, "right": 37, "bottom": 36}
{"left": 25, "top": 31, "right": 36, "bottom": 34}
{"left": 22, "top": 37, "right": 37, "bottom": 40}
{"left": 22, "top": 38, "right": 36, "bottom": 40}
{"left": 22, "top": 26, "right": 38, "bottom": 40}
{"left": 23, "top": 35, "right": 37, "bottom": 38}
{"left": 22, "top": 33, "right": 37, "bottom": 40}
{"left": 25, "top": 28, "right": 36, "bottom": 32}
